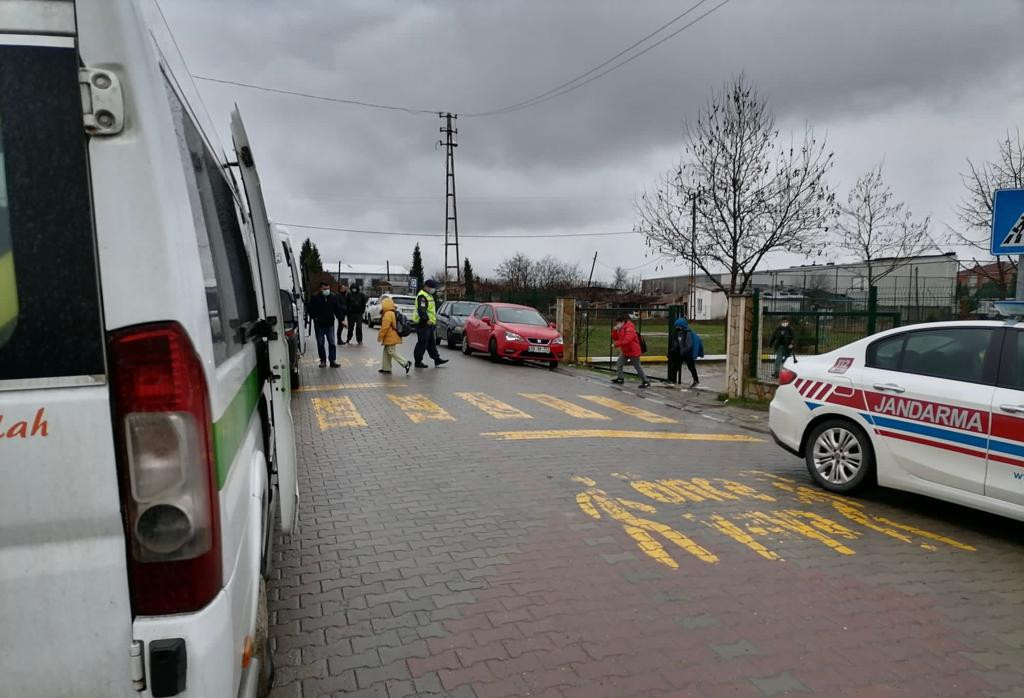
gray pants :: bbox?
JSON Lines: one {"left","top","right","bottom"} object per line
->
{"left": 616, "top": 354, "right": 648, "bottom": 383}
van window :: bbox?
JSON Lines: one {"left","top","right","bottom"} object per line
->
{"left": 166, "top": 82, "right": 257, "bottom": 364}
{"left": 0, "top": 43, "right": 104, "bottom": 381}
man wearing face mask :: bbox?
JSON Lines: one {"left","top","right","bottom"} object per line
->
{"left": 769, "top": 318, "right": 796, "bottom": 378}
{"left": 307, "top": 281, "right": 345, "bottom": 368}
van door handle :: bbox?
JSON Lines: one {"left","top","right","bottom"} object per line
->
{"left": 999, "top": 404, "right": 1024, "bottom": 414}
{"left": 872, "top": 383, "right": 905, "bottom": 394}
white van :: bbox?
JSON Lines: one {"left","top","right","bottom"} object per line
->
{"left": 0, "top": 2, "right": 298, "bottom": 697}
{"left": 275, "top": 227, "right": 307, "bottom": 387}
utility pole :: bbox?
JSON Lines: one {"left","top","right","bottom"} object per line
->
{"left": 439, "top": 113, "right": 460, "bottom": 298}
{"left": 688, "top": 192, "right": 697, "bottom": 318}
{"left": 586, "top": 251, "right": 598, "bottom": 305}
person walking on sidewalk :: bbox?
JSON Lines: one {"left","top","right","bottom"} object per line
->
{"left": 335, "top": 282, "right": 350, "bottom": 346}
{"left": 412, "top": 279, "right": 449, "bottom": 368}
{"left": 307, "top": 281, "right": 345, "bottom": 368}
{"left": 377, "top": 297, "right": 410, "bottom": 374}
{"left": 345, "top": 284, "right": 367, "bottom": 345}
{"left": 769, "top": 318, "right": 796, "bottom": 378}
{"left": 611, "top": 314, "right": 650, "bottom": 388}
{"left": 668, "top": 318, "right": 701, "bottom": 388}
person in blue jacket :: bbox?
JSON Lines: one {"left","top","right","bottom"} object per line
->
{"left": 667, "top": 317, "right": 702, "bottom": 388}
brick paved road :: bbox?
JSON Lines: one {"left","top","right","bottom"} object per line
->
{"left": 268, "top": 336, "right": 1024, "bottom": 698}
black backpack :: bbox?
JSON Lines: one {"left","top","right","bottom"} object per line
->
{"left": 393, "top": 309, "right": 413, "bottom": 337}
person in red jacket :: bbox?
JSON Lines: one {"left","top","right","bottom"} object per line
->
{"left": 611, "top": 314, "right": 650, "bottom": 388}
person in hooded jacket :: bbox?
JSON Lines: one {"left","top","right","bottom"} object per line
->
{"left": 668, "top": 317, "right": 701, "bottom": 388}
{"left": 610, "top": 314, "right": 650, "bottom": 388}
{"left": 376, "top": 296, "right": 411, "bottom": 374}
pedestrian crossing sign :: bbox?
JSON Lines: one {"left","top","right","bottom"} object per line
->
{"left": 991, "top": 188, "right": 1024, "bottom": 255}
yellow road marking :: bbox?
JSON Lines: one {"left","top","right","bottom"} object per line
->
{"left": 744, "top": 511, "right": 856, "bottom": 555}
{"left": 455, "top": 392, "right": 532, "bottom": 419}
{"left": 363, "top": 357, "right": 379, "bottom": 367}
{"left": 518, "top": 393, "right": 610, "bottom": 420}
{"left": 872, "top": 516, "right": 976, "bottom": 552}
{"left": 483, "top": 429, "right": 764, "bottom": 442}
{"left": 705, "top": 514, "right": 782, "bottom": 561}
{"left": 295, "top": 382, "right": 408, "bottom": 393}
{"left": 311, "top": 396, "right": 367, "bottom": 430}
{"left": 577, "top": 395, "right": 678, "bottom": 424}
{"left": 388, "top": 394, "right": 455, "bottom": 423}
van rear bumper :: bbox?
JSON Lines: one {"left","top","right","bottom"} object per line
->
{"left": 133, "top": 586, "right": 240, "bottom": 698}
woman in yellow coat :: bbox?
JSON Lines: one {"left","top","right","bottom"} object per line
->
{"left": 377, "top": 297, "right": 411, "bottom": 374}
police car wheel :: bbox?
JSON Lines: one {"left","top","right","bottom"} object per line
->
{"left": 804, "top": 418, "right": 873, "bottom": 493}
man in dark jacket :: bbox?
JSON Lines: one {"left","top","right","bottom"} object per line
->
{"left": 335, "top": 283, "right": 350, "bottom": 345}
{"left": 307, "top": 281, "right": 345, "bottom": 367}
{"left": 668, "top": 317, "right": 700, "bottom": 387}
{"left": 769, "top": 318, "right": 795, "bottom": 378}
{"left": 345, "top": 285, "right": 367, "bottom": 345}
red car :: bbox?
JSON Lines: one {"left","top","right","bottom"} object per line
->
{"left": 462, "top": 302, "right": 564, "bottom": 368}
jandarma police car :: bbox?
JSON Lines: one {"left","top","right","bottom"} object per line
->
{"left": 769, "top": 313, "right": 1024, "bottom": 522}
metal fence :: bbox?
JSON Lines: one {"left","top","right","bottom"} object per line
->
{"left": 752, "top": 285, "right": 957, "bottom": 383}
{"left": 574, "top": 305, "right": 679, "bottom": 373}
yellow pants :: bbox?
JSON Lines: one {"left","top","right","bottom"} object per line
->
{"left": 381, "top": 345, "right": 409, "bottom": 371}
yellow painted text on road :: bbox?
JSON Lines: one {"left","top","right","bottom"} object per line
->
{"left": 312, "top": 396, "right": 367, "bottom": 430}
{"left": 578, "top": 395, "right": 678, "bottom": 424}
{"left": 455, "top": 392, "right": 532, "bottom": 420}
{"left": 295, "top": 382, "right": 409, "bottom": 393}
{"left": 519, "top": 394, "right": 610, "bottom": 420}
{"left": 389, "top": 394, "right": 456, "bottom": 423}
{"left": 484, "top": 429, "right": 763, "bottom": 442}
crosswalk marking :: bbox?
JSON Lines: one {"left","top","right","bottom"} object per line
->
{"left": 518, "top": 393, "right": 610, "bottom": 420}
{"left": 363, "top": 357, "right": 379, "bottom": 367}
{"left": 388, "top": 394, "right": 456, "bottom": 423}
{"left": 295, "top": 382, "right": 408, "bottom": 393}
{"left": 312, "top": 396, "right": 367, "bottom": 430}
{"left": 455, "top": 392, "right": 533, "bottom": 419}
{"left": 482, "top": 429, "right": 764, "bottom": 442}
{"left": 578, "top": 395, "right": 678, "bottom": 424}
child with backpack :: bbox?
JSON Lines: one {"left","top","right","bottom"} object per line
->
{"left": 668, "top": 317, "right": 703, "bottom": 388}
{"left": 377, "top": 297, "right": 411, "bottom": 374}
{"left": 610, "top": 314, "right": 651, "bottom": 388}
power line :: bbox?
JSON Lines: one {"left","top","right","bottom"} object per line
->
{"left": 193, "top": 75, "right": 441, "bottom": 116}
{"left": 277, "top": 222, "right": 643, "bottom": 239}
{"left": 463, "top": 0, "right": 731, "bottom": 117}
{"left": 463, "top": 0, "right": 713, "bottom": 117}
{"left": 191, "top": 1, "right": 729, "bottom": 119}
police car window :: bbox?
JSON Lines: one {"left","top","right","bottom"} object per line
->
{"left": 999, "top": 329, "right": 1024, "bottom": 391}
{"left": 166, "top": 82, "right": 257, "bottom": 364}
{"left": 0, "top": 44, "right": 104, "bottom": 381}
{"left": 866, "top": 334, "right": 904, "bottom": 370}
{"left": 900, "top": 328, "right": 995, "bottom": 384}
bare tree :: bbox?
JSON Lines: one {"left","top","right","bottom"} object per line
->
{"left": 532, "top": 255, "right": 581, "bottom": 289}
{"left": 495, "top": 253, "right": 534, "bottom": 290}
{"left": 612, "top": 266, "right": 629, "bottom": 290}
{"left": 837, "top": 163, "right": 933, "bottom": 287}
{"left": 952, "top": 128, "right": 1023, "bottom": 291}
{"left": 636, "top": 74, "right": 836, "bottom": 295}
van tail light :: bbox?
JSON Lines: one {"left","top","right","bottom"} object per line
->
{"left": 778, "top": 367, "right": 798, "bottom": 385}
{"left": 109, "top": 322, "right": 221, "bottom": 615}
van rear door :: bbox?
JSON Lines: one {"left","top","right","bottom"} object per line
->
{"left": 0, "top": 16, "right": 134, "bottom": 698}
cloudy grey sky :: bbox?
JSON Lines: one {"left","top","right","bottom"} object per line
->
{"left": 154, "top": 0, "right": 1024, "bottom": 284}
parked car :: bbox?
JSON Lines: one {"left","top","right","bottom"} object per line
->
{"left": 462, "top": 302, "right": 564, "bottom": 368}
{"left": 367, "top": 294, "right": 416, "bottom": 327}
{"left": 364, "top": 297, "right": 380, "bottom": 324}
{"left": 0, "top": 4, "right": 297, "bottom": 696}
{"left": 436, "top": 300, "right": 480, "bottom": 348}
{"left": 769, "top": 316, "right": 1024, "bottom": 521}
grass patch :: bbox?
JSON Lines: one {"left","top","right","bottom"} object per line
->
{"left": 716, "top": 393, "right": 771, "bottom": 411}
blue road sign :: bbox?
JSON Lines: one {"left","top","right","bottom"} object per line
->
{"left": 991, "top": 188, "right": 1024, "bottom": 255}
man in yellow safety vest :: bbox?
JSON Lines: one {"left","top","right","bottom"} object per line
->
{"left": 411, "top": 279, "right": 449, "bottom": 368}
